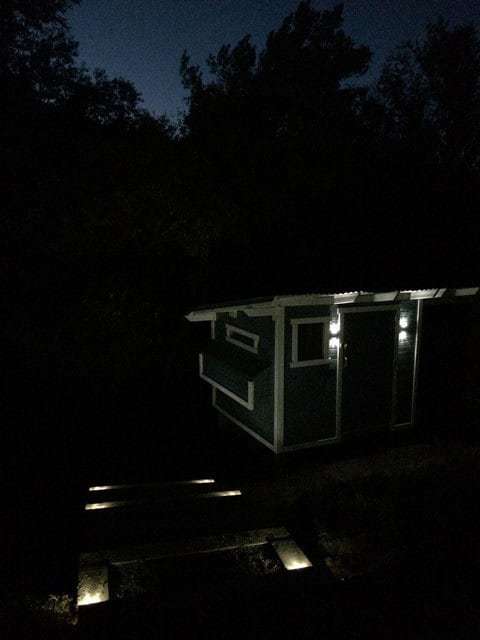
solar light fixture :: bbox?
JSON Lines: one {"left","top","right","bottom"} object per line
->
{"left": 77, "top": 563, "right": 109, "bottom": 607}
{"left": 329, "top": 320, "right": 340, "bottom": 335}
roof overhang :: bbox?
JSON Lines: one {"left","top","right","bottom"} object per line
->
{"left": 185, "top": 287, "right": 479, "bottom": 322}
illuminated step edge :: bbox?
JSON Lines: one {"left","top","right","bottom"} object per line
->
{"left": 77, "top": 562, "right": 109, "bottom": 607}
{"left": 85, "top": 489, "right": 241, "bottom": 511}
{"left": 77, "top": 531, "right": 310, "bottom": 606}
{"left": 271, "top": 539, "right": 313, "bottom": 571}
{"left": 78, "top": 526, "right": 291, "bottom": 606}
{"left": 79, "top": 527, "right": 290, "bottom": 567}
{"left": 89, "top": 478, "right": 215, "bottom": 492}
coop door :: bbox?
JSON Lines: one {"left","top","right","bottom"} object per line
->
{"left": 340, "top": 309, "right": 396, "bottom": 434}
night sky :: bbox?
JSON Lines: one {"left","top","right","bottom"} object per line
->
{"left": 69, "top": 0, "right": 480, "bottom": 121}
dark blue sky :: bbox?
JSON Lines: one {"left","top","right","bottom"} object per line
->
{"left": 69, "top": 0, "right": 480, "bottom": 121}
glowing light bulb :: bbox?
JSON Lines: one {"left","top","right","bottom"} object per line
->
{"left": 399, "top": 330, "right": 407, "bottom": 342}
{"left": 329, "top": 337, "right": 339, "bottom": 349}
{"left": 329, "top": 321, "right": 340, "bottom": 335}
{"left": 399, "top": 316, "right": 409, "bottom": 329}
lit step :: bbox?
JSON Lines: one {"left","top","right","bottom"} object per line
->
{"left": 77, "top": 527, "right": 290, "bottom": 608}
{"left": 85, "top": 489, "right": 241, "bottom": 511}
{"left": 80, "top": 526, "right": 290, "bottom": 565}
{"left": 88, "top": 478, "right": 215, "bottom": 492}
{"left": 271, "top": 538, "right": 313, "bottom": 571}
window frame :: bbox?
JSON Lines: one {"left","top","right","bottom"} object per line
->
{"left": 225, "top": 323, "right": 260, "bottom": 354}
{"left": 290, "top": 317, "right": 331, "bottom": 368}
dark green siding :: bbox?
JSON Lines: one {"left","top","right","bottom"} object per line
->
{"left": 212, "top": 312, "right": 275, "bottom": 445}
{"left": 284, "top": 305, "right": 337, "bottom": 446}
{"left": 203, "top": 340, "right": 267, "bottom": 401}
{"left": 394, "top": 301, "right": 418, "bottom": 425}
{"left": 204, "top": 350, "right": 248, "bottom": 400}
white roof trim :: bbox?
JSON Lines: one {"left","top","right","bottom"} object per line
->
{"left": 455, "top": 287, "right": 479, "bottom": 296}
{"left": 274, "top": 294, "right": 333, "bottom": 307}
{"left": 373, "top": 291, "right": 398, "bottom": 302}
{"left": 186, "top": 287, "right": 479, "bottom": 321}
{"left": 404, "top": 289, "right": 439, "bottom": 300}
{"left": 185, "top": 310, "right": 216, "bottom": 322}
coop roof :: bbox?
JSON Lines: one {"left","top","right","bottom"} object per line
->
{"left": 186, "top": 287, "right": 479, "bottom": 322}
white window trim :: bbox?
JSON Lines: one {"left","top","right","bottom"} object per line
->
{"left": 290, "top": 317, "right": 330, "bottom": 368}
{"left": 225, "top": 323, "right": 259, "bottom": 354}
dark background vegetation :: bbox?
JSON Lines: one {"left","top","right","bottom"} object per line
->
{"left": 1, "top": 0, "right": 479, "bottom": 596}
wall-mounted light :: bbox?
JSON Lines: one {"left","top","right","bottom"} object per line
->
{"left": 329, "top": 337, "right": 339, "bottom": 350}
{"left": 399, "top": 330, "right": 408, "bottom": 342}
{"left": 399, "top": 316, "right": 409, "bottom": 329}
{"left": 329, "top": 320, "right": 340, "bottom": 335}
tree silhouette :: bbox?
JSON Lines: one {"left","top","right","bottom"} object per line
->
{"left": 378, "top": 18, "right": 480, "bottom": 172}
{"left": 374, "top": 18, "right": 480, "bottom": 283}
{"left": 0, "top": 0, "right": 147, "bottom": 125}
{"left": 180, "top": 2, "right": 374, "bottom": 284}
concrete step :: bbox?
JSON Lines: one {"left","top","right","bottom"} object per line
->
{"left": 77, "top": 527, "right": 329, "bottom": 611}
{"left": 80, "top": 493, "right": 287, "bottom": 551}
{"left": 80, "top": 526, "right": 290, "bottom": 566}
{"left": 78, "top": 559, "right": 333, "bottom": 630}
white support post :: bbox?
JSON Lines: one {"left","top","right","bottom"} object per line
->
{"left": 411, "top": 299, "right": 423, "bottom": 424}
{"left": 273, "top": 307, "right": 285, "bottom": 453}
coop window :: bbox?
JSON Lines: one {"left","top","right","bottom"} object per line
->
{"left": 225, "top": 324, "right": 259, "bottom": 354}
{"left": 291, "top": 317, "right": 330, "bottom": 367}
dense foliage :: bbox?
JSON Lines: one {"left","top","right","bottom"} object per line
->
{"left": 2, "top": 1, "right": 479, "bottom": 525}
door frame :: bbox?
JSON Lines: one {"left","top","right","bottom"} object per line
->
{"left": 336, "top": 305, "right": 400, "bottom": 438}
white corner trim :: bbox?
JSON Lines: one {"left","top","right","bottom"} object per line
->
{"left": 411, "top": 299, "right": 423, "bottom": 424}
{"left": 273, "top": 307, "right": 285, "bottom": 453}
{"left": 290, "top": 316, "right": 330, "bottom": 368}
{"left": 199, "top": 353, "right": 254, "bottom": 410}
{"left": 225, "top": 323, "right": 259, "bottom": 354}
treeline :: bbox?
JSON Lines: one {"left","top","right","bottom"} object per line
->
{"left": 2, "top": 2, "right": 479, "bottom": 283}
{"left": 2, "top": 0, "right": 479, "bottom": 454}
